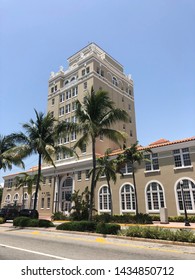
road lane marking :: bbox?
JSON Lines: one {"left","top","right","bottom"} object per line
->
{"left": 0, "top": 243, "right": 71, "bottom": 260}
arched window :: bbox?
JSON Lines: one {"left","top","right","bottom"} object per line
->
{"left": 99, "top": 186, "right": 111, "bottom": 211}
{"left": 70, "top": 76, "right": 76, "bottom": 82}
{"left": 61, "top": 177, "right": 73, "bottom": 212}
{"left": 5, "top": 194, "right": 11, "bottom": 206}
{"left": 22, "top": 192, "right": 28, "bottom": 209}
{"left": 146, "top": 182, "right": 165, "bottom": 211}
{"left": 64, "top": 80, "right": 69, "bottom": 86}
{"left": 121, "top": 184, "right": 135, "bottom": 212}
{"left": 13, "top": 193, "right": 19, "bottom": 206}
{"left": 30, "top": 192, "right": 38, "bottom": 209}
{"left": 176, "top": 179, "right": 195, "bottom": 212}
{"left": 112, "top": 76, "right": 118, "bottom": 86}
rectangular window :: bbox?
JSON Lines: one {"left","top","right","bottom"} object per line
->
{"left": 7, "top": 179, "right": 13, "bottom": 188}
{"left": 60, "top": 93, "right": 65, "bottom": 103}
{"left": 120, "top": 163, "right": 132, "bottom": 174}
{"left": 41, "top": 198, "right": 44, "bottom": 209}
{"left": 130, "top": 130, "right": 133, "bottom": 137}
{"left": 77, "top": 171, "right": 82, "bottom": 181}
{"left": 51, "top": 98, "right": 55, "bottom": 105}
{"left": 72, "top": 86, "right": 78, "bottom": 97}
{"left": 64, "top": 134, "right": 69, "bottom": 143}
{"left": 71, "top": 116, "right": 77, "bottom": 123}
{"left": 85, "top": 169, "right": 90, "bottom": 179}
{"left": 48, "top": 177, "right": 52, "bottom": 184}
{"left": 59, "top": 107, "right": 64, "bottom": 116}
{"left": 83, "top": 82, "right": 87, "bottom": 89}
{"left": 145, "top": 153, "right": 159, "bottom": 171}
{"left": 173, "top": 148, "right": 191, "bottom": 167}
{"left": 66, "top": 90, "right": 71, "bottom": 100}
{"left": 65, "top": 104, "right": 71, "bottom": 114}
{"left": 47, "top": 197, "right": 51, "bottom": 209}
{"left": 86, "top": 67, "right": 90, "bottom": 74}
{"left": 71, "top": 131, "right": 76, "bottom": 141}
{"left": 72, "top": 101, "right": 77, "bottom": 111}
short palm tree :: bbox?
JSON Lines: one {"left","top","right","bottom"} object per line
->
{"left": 92, "top": 148, "right": 117, "bottom": 215}
{"left": 117, "top": 141, "right": 151, "bottom": 215}
{"left": 0, "top": 134, "right": 25, "bottom": 171}
{"left": 74, "top": 87, "right": 129, "bottom": 220}
{"left": 13, "top": 109, "right": 74, "bottom": 211}
{"left": 15, "top": 172, "right": 42, "bottom": 210}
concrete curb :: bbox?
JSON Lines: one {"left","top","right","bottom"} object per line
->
{"left": 1, "top": 223, "right": 195, "bottom": 248}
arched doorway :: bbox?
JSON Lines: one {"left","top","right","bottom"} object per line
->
{"left": 61, "top": 176, "right": 73, "bottom": 214}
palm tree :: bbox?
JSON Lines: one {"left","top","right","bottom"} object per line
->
{"left": 117, "top": 141, "right": 151, "bottom": 215}
{"left": 0, "top": 134, "right": 25, "bottom": 171}
{"left": 15, "top": 172, "right": 42, "bottom": 209}
{"left": 74, "top": 87, "right": 129, "bottom": 220}
{"left": 13, "top": 109, "right": 74, "bottom": 211}
{"left": 92, "top": 148, "right": 117, "bottom": 215}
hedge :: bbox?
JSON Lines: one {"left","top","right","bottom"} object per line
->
{"left": 96, "top": 223, "right": 121, "bottom": 235}
{"left": 56, "top": 221, "right": 96, "bottom": 232}
{"left": 13, "top": 216, "right": 55, "bottom": 228}
{"left": 120, "top": 226, "right": 195, "bottom": 243}
{"left": 93, "top": 213, "right": 153, "bottom": 224}
{"left": 56, "top": 221, "right": 121, "bottom": 235}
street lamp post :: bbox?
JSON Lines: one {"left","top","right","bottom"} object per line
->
{"left": 180, "top": 180, "right": 191, "bottom": 226}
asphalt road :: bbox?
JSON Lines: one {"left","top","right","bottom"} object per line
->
{"left": 0, "top": 226, "right": 195, "bottom": 260}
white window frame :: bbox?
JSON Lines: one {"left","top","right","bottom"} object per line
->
{"left": 173, "top": 148, "right": 192, "bottom": 169}
{"left": 120, "top": 183, "right": 136, "bottom": 213}
{"left": 175, "top": 178, "right": 195, "bottom": 215}
{"left": 99, "top": 185, "right": 111, "bottom": 212}
{"left": 65, "top": 104, "right": 71, "bottom": 114}
{"left": 145, "top": 181, "right": 165, "bottom": 213}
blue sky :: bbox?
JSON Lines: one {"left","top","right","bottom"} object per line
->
{"left": 0, "top": 0, "right": 194, "bottom": 182}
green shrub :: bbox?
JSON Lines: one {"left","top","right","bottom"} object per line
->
{"left": 0, "top": 217, "right": 5, "bottom": 224}
{"left": 135, "top": 213, "right": 153, "bottom": 224}
{"left": 56, "top": 221, "right": 96, "bottom": 232}
{"left": 93, "top": 213, "right": 153, "bottom": 224}
{"left": 27, "top": 219, "right": 40, "bottom": 227}
{"left": 173, "top": 229, "right": 195, "bottom": 243}
{"left": 51, "top": 212, "right": 67, "bottom": 221}
{"left": 13, "top": 217, "right": 54, "bottom": 228}
{"left": 38, "top": 219, "right": 55, "bottom": 227}
{"left": 13, "top": 216, "right": 30, "bottom": 227}
{"left": 120, "top": 226, "right": 195, "bottom": 243}
{"left": 93, "top": 213, "right": 112, "bottom": 223}
{"left": 96, "top": 223, "right": 121, "bottom": 235}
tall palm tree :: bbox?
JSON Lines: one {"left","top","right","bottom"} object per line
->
{"left": 13, "top": 109, "right": 74, "bottom": 211}
{"left": 74, "top": 87, "right": 129, "bottom": 220}
{"left": 0, "top": 134, "right": 25, "bottom": 171}
{"left": 117, "top": 141, "right": 151, "bottom": 215}
{"left": 92, "top": 148, "right": 117, "bottom": 215}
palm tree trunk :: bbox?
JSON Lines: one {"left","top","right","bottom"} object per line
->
{"left": 132, "top": 170, "right": 138, "bottom": 215}
{"left": 107, "top": 179, "right": 113, "bottom": 216}
{"left": 89, "top": 138, "right": 96, "bottom": 221}
{"left": 34, "top": 153, "right": 42, "bottom": 211}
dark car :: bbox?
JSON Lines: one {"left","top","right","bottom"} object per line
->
{"left": 0, "top": 208, "right": 19, "bottom": 221}
{"left": 19, "top": 209, "right": 39, "bottom": 219}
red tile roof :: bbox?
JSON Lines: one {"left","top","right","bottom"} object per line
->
{"left": 102, "top": 136, "right": 195, "bottom": 156}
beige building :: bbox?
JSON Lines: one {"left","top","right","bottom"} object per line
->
{"left": 2, "top": 136, "right": 195, "bottom": 217}
{"left": 2, "top": 44, "right": 195, "bottom": 218}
